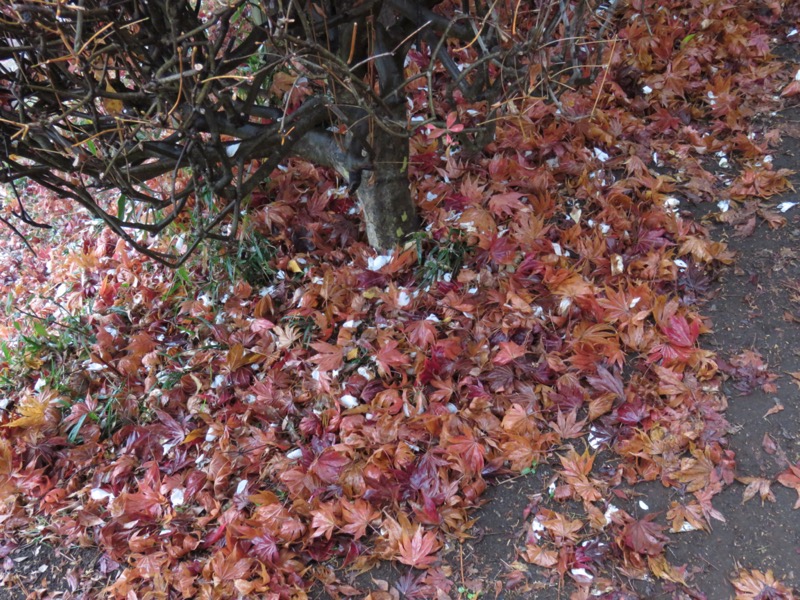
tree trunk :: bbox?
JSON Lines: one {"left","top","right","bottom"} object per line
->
{"left": 357, "top": 118, "right": 418, "bottom": 249}
{"left": 292, "top": 112, "right": 419, "bottom": 250}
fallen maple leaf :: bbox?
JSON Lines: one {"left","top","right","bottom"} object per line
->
{"left": 310, "top": 501, "right": 339, "bottom": 540}
{"left": 540, "top": 511, "right": 583, "bottom": 543}
{"left": 558, "top": 446, "right": 602, "bottom": 502}
{"left": 226, "top": 343, "right": 262, "bottom": 372}
{"left": 374, "top": 339, "right": 409, "bottom": 377}
{"left": 549, "top": 410, "right": 586, "bottom": 440}
{"left": 396, "top": 524, "right": 441, "bottom": 569}
{"left": 648, "top": 555, "right": 687, "bottom": 585}
{"left": 673, "top": 447, "right": 715, "bottom": 493}
{"left": 762, "top": 432, "right": 778, "bottom": 455}
{"left": 776, "top": 462, "right": 800, "bottom": 509}
{"left": 622, "top": 514, "right": 669, "bottom": 556}
{"left": 340, "top": 498, "right": 380, "bottom": 540}
{"left": 763, "top": 399, "right": 785, "bottom": 418}
{"left": 309, "top": 341, "right": 344, "bottom": 372}
{"left": 524, "top": 544, "right": 558, "bottom": 568}
{"left": 737, "top": 476, "right": 776, "bottom": 505}
{"left": 310, "top": 449, "right": 349, "bottom": 484}
{"left": 493, "top": 340, "right": 527, "bottom": 365}
{"left": 209, "top": 550, "right": 254, "bottom": 583}
{"left": 781, "top": 79, "right": 800, "bottom": 98}
{"left": 4, "top": 391, "right": 57, "bottom": 430}
{"left": 445, "top": 434, "right": 485, "bottom": 477}
{"left": 731, "top": 568, "right": 795, "bottom": 600}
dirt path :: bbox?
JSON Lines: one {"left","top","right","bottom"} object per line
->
{"left": 661, "top": 107, "right": 800, "bottom": 596}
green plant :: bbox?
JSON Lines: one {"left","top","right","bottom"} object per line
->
{"left": 412, "top": 229, "right": 469, "bottom": 289}
{"left": 457, "top": 585, "right": 481, "bottom": 600}
{"left": 0, "top": 303, "right": 95, "bottom": 394}
{"left": 65, "top": 392, "right": 121, "bottom": 443}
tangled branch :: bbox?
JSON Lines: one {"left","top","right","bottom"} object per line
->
{"left": 0, "top": 0, "right": 614, "bottom": 266}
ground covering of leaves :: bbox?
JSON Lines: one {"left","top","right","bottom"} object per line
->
{"left": 1, "top": 1, "right": 800, "bottom": 598}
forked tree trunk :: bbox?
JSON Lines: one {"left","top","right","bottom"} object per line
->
{"left": 292, "top": 108, "right": 418, "bottom": 249}
{"left": 357, "top": 116, "right": 418, "bottom": 249}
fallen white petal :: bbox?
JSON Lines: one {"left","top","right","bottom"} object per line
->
{"left": 90, "top": 488, "right": 114, "bottom": 502}
{"left": 225, "top": 142, "right": 240, "bottom": 157}
{"left": 593, "top": 147, "right": 610, "bottom": 162}
{"left": 170, "top": 488, "right": 185, "bottom": 507}
{"left": 340, "top": 394, "right": 359, "bottom": 409}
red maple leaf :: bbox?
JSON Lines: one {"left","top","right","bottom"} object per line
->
{"left": 776, "top": 462, "right": 800, "bottom": 509}
{"left": 310, "top": 449, "right": 349, "bottom": 484}
{"left": 622, "top": 514, "right": 669, "bottom": 556}
{"left": 445, "top": 434, "right": 486, "bottom": 476}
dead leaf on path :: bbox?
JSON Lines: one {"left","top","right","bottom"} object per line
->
{"left": 782, "top": 311, "right": 800, "bottom": 323}
{"left": 776, "top": 463, "right": 800, "bottom": 509}
{"left": 762, "top": 432, "right": 777, "bottom": 455}
{"left": 523, "top": 544, "right": 558, "bottom": 568}
{"left": 396, "top": 524, "right": 441, "bottom": 569}
{"left": 736, "top": 476, "right": 775, "bottom": 505}
{"left": 763, "top": 399, "right": 784, "bottom": 418}
{"left": 734, "top": 214, "right": 757, "bottom": 237}
{"left": 778, "top": 120, "right": 800, "bottom": 138}
{"left": 731, "top": 568, "right": 795, "bottom": 600}
{"left": 788, "top": 371, "right": 800, "bottom": 385}
{"left": 622, "top": 514, "right": 669, "bottom": 556}
{"left": 648, "top": 555, "right": 687, "bottom": 585}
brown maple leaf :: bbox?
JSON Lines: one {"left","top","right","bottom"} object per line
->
{"left": 310, "top": 501, "right": 339, "bottom": 540}
{"left": 737, "top": 476, "right": 776, "bottom": 505}
{"left": 446, "top": 434, "right": 486, "bottom": 477}
{"left": 209, "top": 549, "right": 254, "bottom": 583}
{"left": 523, "top": 544, "right": 558, "bottom": 568}
{"left": 558, "top": 446, "right": 602, "bottom": 502}
{"left": 340, "top": 498, "right": 380, "bottom": 540}
{"left": 540, "top": 510, "right": 583, "bottom": 543}
{"left": 666, "top": 501, "right": 709, "bottom": 533}
{"left": 374, "top": 339, "right": 409, "bottom": 377}
{"left": 673, "top": 447, "right": 715, "bottom": 493}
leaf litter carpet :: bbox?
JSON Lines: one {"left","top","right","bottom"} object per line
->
{"left": 1, "top": 1, "right": 799, "bottom": 598}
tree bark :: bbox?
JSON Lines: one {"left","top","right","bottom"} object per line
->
{"left": 357, "top": 118, "right": 418, "bottom": 249}
{"left": 292, "top": 114, "right": 418, "bottom": 249}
